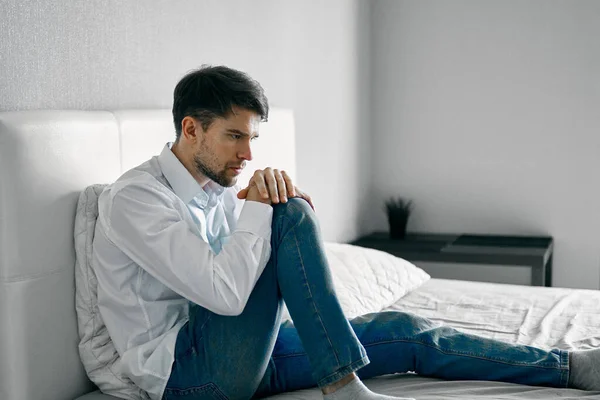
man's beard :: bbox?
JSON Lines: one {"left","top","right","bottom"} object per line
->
{"left": 193, "top": 153, "right": 235, "bottom": 187}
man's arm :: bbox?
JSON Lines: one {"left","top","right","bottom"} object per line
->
{"left": 101, "top": 180, "right": 273, "bottom": 316}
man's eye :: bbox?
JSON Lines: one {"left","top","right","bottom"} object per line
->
{"left": 251, "top": 136, "right": 259, "bottom": 142}
{"left": 230, "top": 134, "right": 241, "bottom": 140}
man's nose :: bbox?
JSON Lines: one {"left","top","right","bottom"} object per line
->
{"left": 238, "top": 141, "right": 253, "bottom": 161}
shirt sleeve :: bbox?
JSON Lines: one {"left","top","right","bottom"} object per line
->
{"left": 101, "top": 180, "right": 273, "bottom": 316}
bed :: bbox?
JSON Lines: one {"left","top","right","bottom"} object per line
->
{"left": 270, "top": 278, "right": 600, "bottom": 399}
{"left": 1, "top": 109, "right": 599, "bottom": 400}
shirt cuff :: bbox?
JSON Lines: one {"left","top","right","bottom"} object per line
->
{"left": 236, "top": 201, "right": 273, "bottom": 240}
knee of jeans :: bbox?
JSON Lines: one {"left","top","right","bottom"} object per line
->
{"left": 272, "top": 197, "right": 313, "bottom": 223}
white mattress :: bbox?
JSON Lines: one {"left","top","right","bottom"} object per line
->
{"left": 267, "top": 279, "right": 600, "bottom": 399}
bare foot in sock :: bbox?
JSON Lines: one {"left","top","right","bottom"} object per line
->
{"left": 570, "top": 349, "right": 600, "bottom": 391}
{"left": 323, "top": 378, "right": 415, "bottom": 400}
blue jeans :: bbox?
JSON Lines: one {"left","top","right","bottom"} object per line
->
{"left": 163, "top": 199, "right": 570, "bottom": 400}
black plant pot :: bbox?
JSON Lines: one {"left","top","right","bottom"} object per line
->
{"left": 388, "top": 213, "right": 409, "bottom": 239}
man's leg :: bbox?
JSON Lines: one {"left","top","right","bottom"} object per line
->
{"left": 163, "top": 246, "right": 283, "bottom": 400}
{"left": 164, "top": 199, "right": 369, "bottom": 399}
{"left": 254, "top": 311, "right": 570, "bottom": 398}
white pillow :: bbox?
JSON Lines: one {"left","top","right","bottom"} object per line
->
{"left": 75, "top": 184, "right": 146, "bottom": 399}
{"left": 281, "top": 242, "right": 430, "bottom": 320}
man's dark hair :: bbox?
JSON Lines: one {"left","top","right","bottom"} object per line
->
{"left": 172, "top": 65, "right": 269, "bottom": 140}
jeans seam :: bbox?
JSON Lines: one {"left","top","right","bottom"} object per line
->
{"left": 272, "top": 352, "right": 305, "bottom": 359}
{"left": 286, "top": 214, "right": 341, "bottom": 368}
{"left": 560, "top": 349, "right": 570, "bottom": 387}
{"left": 364, "top": 338, "right": 567, "bottom": 369}
{"left": 198, "top": 314, "right": 212, "bottom": 332}
{"left": 190, "top": 311, "right": 212, "bottom": 354}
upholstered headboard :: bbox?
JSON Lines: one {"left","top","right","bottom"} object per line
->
{"left": 0, "top": 109, "right": 295, "bottom": 400}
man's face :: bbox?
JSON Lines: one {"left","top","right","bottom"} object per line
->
{"left": 192, "top": 107, "right": 260, "bottom": 187}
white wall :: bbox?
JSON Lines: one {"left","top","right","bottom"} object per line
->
{"left": 0, "top": 0, "right": 371, "bottom": 242}
{"left": 371, "top": 0, "right": 600, "bottom": 289}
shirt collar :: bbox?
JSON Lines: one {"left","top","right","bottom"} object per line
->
{"left": 157, "top": 143, "right": 226, "bottom": 207}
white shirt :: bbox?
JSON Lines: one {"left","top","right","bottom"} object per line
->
{"left": 93, "top": 143, "right": 273, "bottom": 400}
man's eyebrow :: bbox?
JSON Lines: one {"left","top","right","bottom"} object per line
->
{"left": 226, "top": 128, "right": 259, "bottom": 138}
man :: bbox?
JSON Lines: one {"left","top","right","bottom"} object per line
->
{"left": 91, "top": 65, "right": 599, "bottom": 400}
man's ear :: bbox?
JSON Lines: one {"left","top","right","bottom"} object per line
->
{"left": 181, "top": 116, "right": 199, "bottom": 143}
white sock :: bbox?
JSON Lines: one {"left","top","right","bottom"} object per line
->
{"left": 569, "top": 349, "right": 600, "bottom": 391}
{"left": 323, "top": 378, "right": 414, "bottom": 400}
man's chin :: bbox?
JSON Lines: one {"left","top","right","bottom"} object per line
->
{"left": 217, "top": 176, "right": 237, "bottom": 188}
{"left": 224, "top": 170, "right": 242, "bottom": 187}
{"left": 223, "top": 179, "right": 236, "bottom": 188}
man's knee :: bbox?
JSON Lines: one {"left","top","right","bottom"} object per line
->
{"left": 271, "top": 198, "right": 318, "bottom": 244}
{"left": 272, "top": 197, "right": 314, "bottom": 222}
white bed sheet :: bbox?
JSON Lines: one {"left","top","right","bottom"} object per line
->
{"left": 387, "top": 279, "right": 600, "bottom": 351}
{"left": 267, "top": 279, "right": 600, "bottom": 399}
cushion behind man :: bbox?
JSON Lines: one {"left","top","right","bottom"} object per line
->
{"left": 74, "top": 184, "right": 147, "bottom": 400}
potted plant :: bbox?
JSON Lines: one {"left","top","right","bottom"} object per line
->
{"left": 384, "top": 197, "right": 413, "bottom": 239}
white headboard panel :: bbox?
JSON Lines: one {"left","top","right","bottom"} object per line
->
{"left": 0, "top": 108, "right": 295, "bottom": 400}
{"left": 113, "top": 109, "right": 176, "bottom": 172}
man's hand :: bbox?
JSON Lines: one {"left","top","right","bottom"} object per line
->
{"left": 237, "top": 168, "right": 314, "bottom": 210}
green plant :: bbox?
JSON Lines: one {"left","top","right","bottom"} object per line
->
{"left": 384, "top": 197, "right": 413, "bottom": 239}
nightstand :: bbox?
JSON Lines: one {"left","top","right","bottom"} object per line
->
{"left": 351, "top": 232, "right": 554, "bottom": 287}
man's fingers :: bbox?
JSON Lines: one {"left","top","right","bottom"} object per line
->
{"left": 297, "top": 189, "right": 315, "bottom": 210}
{"left": 274, "top": 169, "right": 288, "bottom": 203}
{"left": 263, "top": 168, "right": 280, "bottom": 203}
{"left": 248, "top": 168, "right": 308, "bottom": 206}
{"left": 281, "top": 171, "right": 296, "bottom": 197}
{"left": 253, "top": 170, "right": 270, "bottom": 199}
{"left": 305, "top": 195, "right": 315, "bottom": 210}
{"left": 237, "top": 187, "right": 249, "bottom": 199}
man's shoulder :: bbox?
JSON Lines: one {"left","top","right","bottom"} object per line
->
{"left": 99, "top": 158, "right": 177, "bottom": 210}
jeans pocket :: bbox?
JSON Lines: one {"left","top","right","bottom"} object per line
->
{"left": 162, "top": 382, "right": 228, "bottom": 400}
